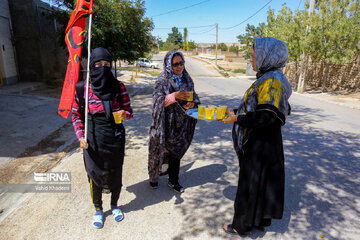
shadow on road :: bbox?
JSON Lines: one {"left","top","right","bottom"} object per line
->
{"left": 279, "top": 104, "right": 360, "bottom": 239}
{"left": 123, "top": 82, "right": 359, "bottom": 239}
{"left": 157, "top": 90, "right": 359, "bottom": 239}
{"left": 122, "top": 162, "right": 227, "bottom": 213}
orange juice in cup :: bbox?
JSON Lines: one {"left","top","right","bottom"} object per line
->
{"left": 187, "top": 91, "right": 193, "bottom": 101}
{"left": 198, "top": 105, "right": 205, "bottom": 119}
{"left": 216, "top": 106, "right": 227, "bottom": 119}
{"left": 113, "top": 112, "right": 123, "bottom": 124}
{"left": 208, "top": 105, "right": 216, "bottom": 116}
{"left": 216, "top": 106, "right": 223, "bottom": 120}
{"left": 205, "top": 107, "right": 213, "bottom": 120}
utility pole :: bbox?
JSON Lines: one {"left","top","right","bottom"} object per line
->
{"left": 297, "top": 0, "right": 315, "bottom": 93}
{"left": 187, "top": 34, "right": 189, "bottom": 56}
{"left": 157, "top": 35, "right": 160, "bottom": 53}
{"left": 215, "top": 23, "right": 218, "bottom": 66}
{"left": 184, "top": 28, "right": 188, "bottom": 56}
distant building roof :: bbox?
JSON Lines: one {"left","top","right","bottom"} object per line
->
{"left": 196, "top": 42, "right": 245, "bottom": 48}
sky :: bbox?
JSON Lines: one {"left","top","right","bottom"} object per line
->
{"left": 144, "top": 0, "right": 305, "bottom": 43}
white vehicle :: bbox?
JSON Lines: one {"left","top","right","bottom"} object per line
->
{"left": 136, "top": 58, "right": 159, "bottom": 69}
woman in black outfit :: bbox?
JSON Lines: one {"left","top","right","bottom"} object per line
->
{"left": 221, "top": 37, "right": 292, "bottom": 235}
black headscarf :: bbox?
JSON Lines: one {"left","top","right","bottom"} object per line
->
{"left": 89, "top": 47, "right": 120, "bottom": 119}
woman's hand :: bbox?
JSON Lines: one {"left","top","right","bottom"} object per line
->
{"left": 113, "top": 110, "right": 126, "bottom": 119}
{"left": 174, "top": 91, "right": 191, "bottom": 101}
{"left": 183, "top": 102, "right": 195, "bottom": 110}
{"left": 80, "top": 139, "right": 88, "bottom": 149}
{"left": 220, "top": 110, "right": 237, "bottom": 123}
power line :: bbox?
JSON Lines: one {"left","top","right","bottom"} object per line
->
{"left": 155, "top": 24, "right": 216, "bottom": 30}
{"left": 220, "top": 0, "right": 272, "bottom": 30}
{"left": 297, "top": 0, "right": 302, "bottom": 10}
{"left": 191, "top": 25, "right": 217, "bottom": 35}
{"left": 151, "top": 0, "right": 210, "bottom": 18}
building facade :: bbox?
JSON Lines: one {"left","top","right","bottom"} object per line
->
{"left": 0, "top": 0, "right": 67, "bottom": 85}
{"left": 0, "top": 0, "right": 18, "bottom": 85}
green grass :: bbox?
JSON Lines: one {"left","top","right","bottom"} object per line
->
{"left": 143, "top": 70, "right": 160, "bottom": 77}
{"left": 129, "top": 76, "right": 136, "bottom": 83}
{"left": 118, "top": 66, "right": 137, "bottom": 71}
{"left": 233, "top": 68, "right": 246, "bottom": 73}
{"left": 219, "top": 71, "right": 229, "bottom": 77}
{"left": 217, "top": 65, "right": 225, "bottom": 71}
{"left": 118, "top": 66, "right": 160, "bottom": 77}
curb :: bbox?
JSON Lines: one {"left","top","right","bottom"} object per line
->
{"left": 0, "top": 82, "right": 44, "bottom": 95}
{"left": 293, "top": 92, "right": 360, "bottom": 110}
{"left": 190, "top": 56, "right": 220, "bottom": 72}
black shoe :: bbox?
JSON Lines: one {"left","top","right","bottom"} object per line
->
{"left": 149, "top": 181, "right": 158, "bottom": 189}
{"left": 168, "top": 181, "right": 184, "bottom": 193}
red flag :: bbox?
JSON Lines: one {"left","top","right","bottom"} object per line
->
{"left": 58, "top": 0, "right": 93, "bottom": 118}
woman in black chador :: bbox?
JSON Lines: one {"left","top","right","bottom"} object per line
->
{"left": 221, "top": 37, "right": 292, "bottom": 235}
{"left": 72, "top": 47, "right": 133, "bottom": 228}
{"left": 148, "top": 50, "right": 200, "bottom": 193}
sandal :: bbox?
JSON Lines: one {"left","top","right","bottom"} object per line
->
{"left": 223, "top": 224, "right": 238, "bottom": 235}
{"left": 112, "top": 208, "right": 124, "bottom": 222}
{"left": 93, "top": 213, "right": 104, "bottom": 229}
{"left": 223, "top": 224, "right": 250, "bottom": 235}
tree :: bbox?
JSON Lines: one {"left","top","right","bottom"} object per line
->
{"left": 166, "top": 27, "right": 183, "bottom": 49}
{"left": 263, "top": 4, "right": 305, "bottom": 62}
{"left": 263, "top": 4, "right": 306, "bottom": 84}
{"left": 219, "top": 43, "right": 228, "bottom": 51}
{"left": 237, "top": 23, "right": 265, "bottom": 59}
{"left": 50, "top": 0, "right": 154, "bottom": 68}
{"left": 306, "top": 0, "right": 360, "bottom": 91}
{"left": 183, "top": 27, "right": 188, "bottom": 50}
{"left": 184, "top": 40, "right": 196, "bottom": 50}
{"left": 211, "top": 43, "right": 228, "bottom": 51}
{"left": 236, "top": 0, "right": 359, "bottom": 92}
{"left": 161, "top": 41, "right": 177, "bottom": 51}
{"left": 229, "top": 45, "right": 239, "bottom": 55}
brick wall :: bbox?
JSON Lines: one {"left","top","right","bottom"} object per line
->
{"left": 283, "top": 56, "right": 360, "bottom": 92}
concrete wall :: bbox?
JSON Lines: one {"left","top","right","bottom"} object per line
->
{"left": 0, "top": 0, "right": 18, "bottom": 85}
{"left": 8, "top": 0, "right": 67, "bottom": 83}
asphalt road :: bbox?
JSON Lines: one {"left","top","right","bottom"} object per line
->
{"left": 187, "top": 56, "right": 360, "bottom": 240}
{"left": 1, "top": 55, "right": 359, "bottom": 240}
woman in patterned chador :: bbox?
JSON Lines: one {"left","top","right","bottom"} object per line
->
{"left": 148, "top": 50, "right": 200, "bottom": 193}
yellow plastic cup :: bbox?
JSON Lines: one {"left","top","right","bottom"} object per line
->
{"left": 208, "top": 105, "right": 216, "bottom": 116}
{"left": 216, "top": 107, "right": 223, "bottom": 120}
{"left": 113, "top": 112, "right": 123, "bottom": 124}
{"left": 205, "top": 107, "right": 213, "bottom": 120}
{"left": 216, "top": 106, "right": 227, "bottom": 119}
{"left": 198, "top": 105, "right": 205, "bottom": 119}
{"left": 187, "top": 91, "right": 193, "bottom": 101}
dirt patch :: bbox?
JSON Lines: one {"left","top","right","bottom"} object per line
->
{"left": 215, "top": 60, "right": 247, "bottom": 76}
{"left": 0, "top": 122, "right": 77, "bottom": 185}
{"left": 192, "top": 57, "right": 247, "bottom": 77}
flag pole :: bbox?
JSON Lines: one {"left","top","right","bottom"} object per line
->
{"left": 84, "top": 14, "right": 93, "bottom": 143}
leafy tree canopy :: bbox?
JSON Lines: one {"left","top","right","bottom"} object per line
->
{"left": 210, "top": 43, "right": 228, "bottom": 51}
{"left": 165, "top": 27, "right": 183, "bottom": 50}
{"left": 229, "top": 45, "right": 239, "bottom": 53}
{"left": 184, "top": 40, "right": 196, "bottom": 50}
{"left": 50, "top": 0, "right": 154, "bottom": 62}
{"left": 237, "top": 23, "right": 265, "bottom": 59}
